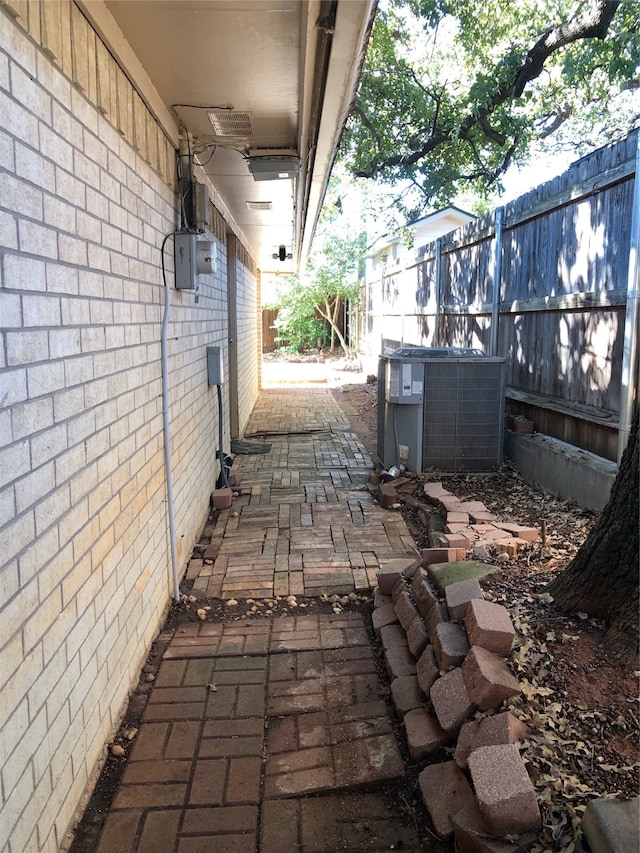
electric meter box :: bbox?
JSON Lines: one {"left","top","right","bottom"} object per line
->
{"left": 206, "top": 346, "right": 224, "bottom": 385}
{"left": 175, "top": 233, "right": 215, "bottom": 289}
{"left": 174, "top": 232, "right": 198, "bottom": 289}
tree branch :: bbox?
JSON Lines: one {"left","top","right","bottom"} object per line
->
{"left": 513, "top": 0, "right": 620, "bottom": 97}
{"left": 356, "top": 0, "right": 620, "bottom": 178}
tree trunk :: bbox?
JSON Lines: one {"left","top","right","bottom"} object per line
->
{"left": 547, "top": 404, "right": 639, "bottom": 663}
{"left": 317, "top": 299, "right": 350, "bottom": 356}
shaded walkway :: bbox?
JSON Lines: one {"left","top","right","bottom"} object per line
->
{"left": 91, "top": 386, "right": 430, "bottom": 853}
{"left": 189, "top": 388, "right": 416, "bottom": 600}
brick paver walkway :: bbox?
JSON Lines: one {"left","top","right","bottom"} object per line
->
{"left": 93, "top": 387, "right": 427, "bottom": 853}
{"left": 189, "top": 388, "right": 416, "bottom": 600}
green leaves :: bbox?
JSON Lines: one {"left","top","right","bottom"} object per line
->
{"left": 340, "top": 0, "right": 640, "bottom": 211}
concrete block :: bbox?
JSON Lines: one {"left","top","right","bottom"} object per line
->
{"left": 412, "top": 576, "right": 439, "bottom": 619}
{"left": 426, "top": 600, "right": 449, "bottom": 639}
{"left": 503, "top": 430, "right": 615, "bottom": 513}
{"left": 379, "top": 623, "right": 408, "bottom": 651}
{"left": 460, "top": 500, "right": 489, "bottom": 515}
{"left": 468, "top": 744, "right": 542, "bottom": 836}
{"left": 377, "top": 565, "right": 404, "bottom": 595}
{"left": 494, "top": 538, "right": 529, "bottom": 558}
{"left": 423, "top": 482, "right": 450, "bottom": 504}
{"left": 390, "top": 675, "right": 425, "bottom": 719}
{"left": 384, "top": 646, "right": 417, "bottom": 680}
{"left": 438, "top": 495, "right": 465, "bottom": 516}
{"left": 430, "top": 667, "right": 475, "bottom": 736}
{"left": 418, "top": 761, "right": 475, "bottom": 838}
{"left": 432, "top": 621, "right": 470, "bottom": 670}
{"left": 446, "top": 510, "right": 470, "bottom": 525}
{"left": 407, "top": 615, "right": 429, "bottom": 658}
{"left": 455, "top": 712, "right": 529, "bottom": 769}
{"left": 582, "top": 795, "right": 640, "bottom": 853}
{"left": 373, "top": 589, "right": 392, "bottom": 608}
{"left": 465, "top": 599, "right": 516, "bottom": 656}
{"left": 391, "top": 577, "right": 408, "bottom": 602}
{"left": 376, "top": 482, "right": 398, "bottom": 508}
{"left": 211, "top": 488, "right": 232, "bottom": 508}
{"left": 440, "top": 532, "right": 474, "bottom": 550}
{"left": 403, "top": 708, "right": 449, "bottom": 761}
{"left": 427, "top": 560, "right": 497, "bottom": 594}
{"left": 394, "top": 590, "right": 420, "bottom": 632}
{"left": 445, "top": 577, "right": 484, "bottom": 621}
{"left": 493, "top": 522, "right": 539, "bottom": 542}
{"left": 416, "top": 646, "right": 439, "bottom": 695}
{"left": 401, "top": 559, "right": 423, "bottom": 579}
{"left": 452, "top": 801, "right": 539, "bottom": 852}
{"left": 462, "top": 646, "right": 521, "bottom": 711}
{"left": 372, "top": 603, "right": 398, "bottom": 636}
{"left": 422, "top": 547, "right": 467, "bottom": 567}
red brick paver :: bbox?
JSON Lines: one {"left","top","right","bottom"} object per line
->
{"left": 97, "top": 612, "right": 410, "bottom": 853}
{"left": 90, "top": 386, "right": 434, "bottom": 853}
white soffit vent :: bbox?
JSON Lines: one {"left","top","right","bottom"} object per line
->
{"left": 208, "top": 110, "right": 254, "bottom": 137}
{"left": 246, "top": 201, "right": 273, "bottom": 211}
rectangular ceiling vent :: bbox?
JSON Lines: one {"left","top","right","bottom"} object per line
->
{"left": 246, "top": 201, "right": 273, "bottom": 211}
{"left": 208, "top": 110, "right": 254, "bottom": 137}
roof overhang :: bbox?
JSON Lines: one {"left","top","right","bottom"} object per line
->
{"left": 80, "top": 0, "right": 376, "bottom": 273}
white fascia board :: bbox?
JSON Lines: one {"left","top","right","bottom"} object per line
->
{"left": 298, "top": 0, "right": 376, "bottom": 268}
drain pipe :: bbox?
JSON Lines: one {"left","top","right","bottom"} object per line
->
{"left": 217, "top": 383, "right": 230, "bottom": 488}
{"left": 161, "top": 232, "right": 181, "bottom": 603}
{"left": 618, "top": 134, "right": 640, "bottom": 463}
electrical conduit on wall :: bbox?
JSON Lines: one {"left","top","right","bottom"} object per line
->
{"left": 161, "top": 232, "right": 181, "bottom": 602}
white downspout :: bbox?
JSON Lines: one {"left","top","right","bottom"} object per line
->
{"left": 161, "top": 232, "right": 181, "bottom": 602}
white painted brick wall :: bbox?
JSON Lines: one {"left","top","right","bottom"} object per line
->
{"left": 0, "top": 8, "right": 259, "bottom": 853}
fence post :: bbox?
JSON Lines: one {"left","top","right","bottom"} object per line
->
{"left": 618, "top": 134, "right": 640, "bottom": 463}
{"left": 490, "top": 207, "right": 504, "bottom": 356}
{"left": 434, "top": 237, "right": 442, "bottom": 346}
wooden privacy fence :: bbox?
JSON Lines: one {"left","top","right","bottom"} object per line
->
{"left": 363, "top": 130, "right": 639, "bottom": 462}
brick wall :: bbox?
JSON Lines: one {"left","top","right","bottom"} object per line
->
{"left": 0, "top": 5, "right": 258, "bottom": 851}
{"left": 235, "top": 243, "right": 259, "bottom": 433}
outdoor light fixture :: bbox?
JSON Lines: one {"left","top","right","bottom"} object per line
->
{"left": 272, "top": 245, "right": 293, "bottom": 262}
{"left": 247, "top": 149, "right": 300, "bottom": 181}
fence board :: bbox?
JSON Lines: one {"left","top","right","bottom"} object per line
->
{"left": 364, "top": 130, "right": 638, "bottom": 461}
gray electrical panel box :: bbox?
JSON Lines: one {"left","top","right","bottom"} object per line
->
{"left": 207, "top": 346, "right": 224, "bottom": 385}
{"left": 194, "top": 183, "right": 211, "bottom": 231}
{"left": 174, "top": 232, "right": 198, "bottom": 289}
{"left": 385, "top": 359, "right": 424, "bottom": 404}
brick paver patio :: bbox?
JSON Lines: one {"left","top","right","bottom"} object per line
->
{"left": 92, "top": 387, "right": 428, "bottom": 853}
{"left": 190, "top": 388, "right": 417, "bottom": 600}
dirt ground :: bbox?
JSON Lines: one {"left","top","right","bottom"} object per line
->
{"left": 69, "top": 360, "right": 638, "bottom": 853}
{"left": 334, "top": 377, "right": 639, "bottom": 852}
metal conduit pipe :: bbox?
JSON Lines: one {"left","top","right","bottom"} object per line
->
{"left": 161, "top": 231, "right": 181, "bottom": 603}
{"left": 618, "top": 134, "right": 640, "bottom": 464}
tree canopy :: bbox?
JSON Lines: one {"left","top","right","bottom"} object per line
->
{"left": 340, "top": 0, "right": 640, "bottom": 219}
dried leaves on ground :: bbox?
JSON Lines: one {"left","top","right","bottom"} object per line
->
{"left": 336, "top": 380, "right": 639, "bottom": 853}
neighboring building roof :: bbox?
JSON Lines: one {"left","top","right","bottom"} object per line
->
{"left": 367, "top": 205, "right": 475, "bottom": 257}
